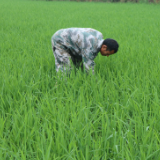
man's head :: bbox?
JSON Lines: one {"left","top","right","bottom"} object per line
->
{"left": 100, "top": 38, "right": 119, "bottom": 57}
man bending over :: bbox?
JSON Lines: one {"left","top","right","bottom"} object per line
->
{"left": 51, "top": 28, "right": 119, "bottom": 74}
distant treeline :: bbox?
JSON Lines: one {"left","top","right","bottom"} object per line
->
{"left": 43, "top": 0, "right": 160, "bottom": 3}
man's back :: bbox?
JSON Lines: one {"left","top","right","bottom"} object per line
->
{"left": 52, "top": 28, "right": 104, "bottom": 58}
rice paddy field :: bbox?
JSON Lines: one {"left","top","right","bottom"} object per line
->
{"left": 1, "top": 0, "right": 160, "bottom": 159}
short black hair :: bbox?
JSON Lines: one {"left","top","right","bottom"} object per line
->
{"left": 102, "top": 38, "right": 119, "bottom": 53}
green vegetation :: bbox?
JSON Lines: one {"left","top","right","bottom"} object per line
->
{"left": 1, "top": 0, "right": 160, "bottom": 159}
{"left": 35, "top": 0, "right": 160, "bottom": 4}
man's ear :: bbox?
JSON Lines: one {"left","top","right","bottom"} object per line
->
{"left": 102, "top": 45, "right": 107, "bottom": 48}
{"left": 102, "top": 45, "right": 107, "bottom": 50}
{"left": 103, "top": 45, "right": 108, "bottom": 51}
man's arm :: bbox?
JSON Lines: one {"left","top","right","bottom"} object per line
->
{"left": 82, "top": 50, "right": 95, "bottom": 74}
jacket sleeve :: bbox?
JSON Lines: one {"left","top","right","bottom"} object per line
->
{"left": 82, "top": 49, "right": 95, "bottom": 74}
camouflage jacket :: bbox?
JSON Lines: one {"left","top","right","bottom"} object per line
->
{"left": 52, "top": 28, "right": 104, "bottom": 74}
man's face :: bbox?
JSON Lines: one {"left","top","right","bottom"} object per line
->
{"left": 100, "top": 45, "right": 115, "bottom": 57}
